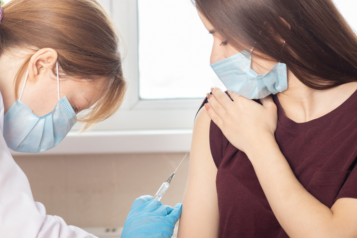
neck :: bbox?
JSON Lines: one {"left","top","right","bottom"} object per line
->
{"left": 0, "top": 49, "right": 29, "bottom": 112}
{"left": 277, "top": 70, "right": 357, "bottom": 123}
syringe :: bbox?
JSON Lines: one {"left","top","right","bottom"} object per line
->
{"left": 153, "top": 153, "right": 188, "bottom": 201}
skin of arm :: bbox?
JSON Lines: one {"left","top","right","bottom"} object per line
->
{"left": 177, "top": 107, "right": 220, "bottom": 238}
{"left": 205, "top": 88, "right": 357, "bottom": 238}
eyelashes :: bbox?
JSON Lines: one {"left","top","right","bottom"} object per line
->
{"left": 72, "top": 105, "right": 79, "bottom": 114}
{"left": 220, "top": 40, "right": 228, "bottom": 46}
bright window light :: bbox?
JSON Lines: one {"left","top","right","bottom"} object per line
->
{"left": 138, "top": 0, "right": 357, "bottom": 100}
{"left": 138, "top": 0, "right": 224, "bottom": 100}
{"left": 333, "top": 0, "right": 357, "bottom": 33}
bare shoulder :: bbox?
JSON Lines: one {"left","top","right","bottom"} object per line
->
{"left": 192, "top": 106, "right": 212, "bottom": 157}
{"left": 194, "top": 106, "right": 211, "bottom": 134}
{"left": 177, "top": 106, "right": 219, "bottom": 238}
{"left": 189, "top": 106, "right": 215, "bottom": 175}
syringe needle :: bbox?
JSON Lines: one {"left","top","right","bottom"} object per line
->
{"left": 153, "top": 153, "right": 189, "bottom": 201}
{"left": 174, "top": 153, "right": 188, "bottom": 174}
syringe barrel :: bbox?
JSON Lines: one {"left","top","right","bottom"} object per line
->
{"left": 153, "top": 182, "right": 170, "bottom": 201}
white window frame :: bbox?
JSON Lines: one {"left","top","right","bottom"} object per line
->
{"left": 93, "top": 0, "right": 204, "bottom": 131}
{"left": 13, "top": 0, "right": 204, "bottom": 156}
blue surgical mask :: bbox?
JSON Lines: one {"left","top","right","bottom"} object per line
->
{"left": 210, "top": 50, "right": 288, "bottom": 99}
{"left": 3, "top": 62, "right": 77, "bottom": 153}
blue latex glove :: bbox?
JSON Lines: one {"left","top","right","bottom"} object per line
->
{"left": 121, "top": 195, "right": 182, "bottom": 238}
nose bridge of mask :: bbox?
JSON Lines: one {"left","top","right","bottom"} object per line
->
{"left": 211, "top": 51, "right": 250, "bottom": 73}
{"left": 19, "top": 61, "right": 61, "bottom": 102}
{"left": 210, "top": 49, "right": 288, "bottom": 99}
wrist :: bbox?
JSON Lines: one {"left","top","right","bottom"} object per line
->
{"left": 246, "top": 133, "right": 278, "bottom": 163}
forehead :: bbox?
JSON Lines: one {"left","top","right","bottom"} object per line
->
{"left": 92, "top": 78, "right": 110, "bottom": 98}
{"left": 72, "top": 76, "right": 110, "bottom": 98}
{"left": 73, "top": 77, "right": 110, "bottom": 105}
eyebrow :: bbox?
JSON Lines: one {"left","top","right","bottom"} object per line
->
{"left": 209, "top": 29, "right": 216, "bottom": 34}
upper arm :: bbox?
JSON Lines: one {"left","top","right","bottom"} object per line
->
{"left": 330, "top": 198, "right": 357, "bottom": 237}
{"left": 177, "top": 108, "right": 220, "bottom": 238}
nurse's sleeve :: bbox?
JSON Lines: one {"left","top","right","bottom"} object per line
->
{"left": 0, "top": 98, "right": 97, "bottom": 238}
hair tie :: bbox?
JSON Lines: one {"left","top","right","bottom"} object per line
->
{"left": 0, "top": 0, "right": 3, "bottom": 24}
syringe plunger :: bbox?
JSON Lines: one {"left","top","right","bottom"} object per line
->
{"left": 153, "top": 182, "right": 170, "bottom": 201}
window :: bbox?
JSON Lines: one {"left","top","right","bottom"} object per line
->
{"left": 333, "top": 0, "right": 357, "bottom": 33}
{"left": 138, "top": 0, "right": 223, "bottom": 99}
{"left": 10, "top": 0, "right": 357, "bottom": 155}
{"left": 71, "top": 0, "right": 217, "bottom": 134}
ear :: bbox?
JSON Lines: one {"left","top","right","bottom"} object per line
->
{"left": 28, "top": 48, "right": 58, "bottom": 82}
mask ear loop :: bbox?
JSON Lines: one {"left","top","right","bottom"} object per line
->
{"left": 19, "top": 70, "right": 29, "bottom": 100}
{"left": 19, "top": 62, "right": 60, "bottom": 101}
{"left": 56, "top": 61, "right": 60, "bottom": 100}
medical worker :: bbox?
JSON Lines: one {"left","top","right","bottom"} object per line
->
{"left": 0, "top": 0, "right": 181, "bottom": 237}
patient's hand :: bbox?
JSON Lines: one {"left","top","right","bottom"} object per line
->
{"left": 205, "top": 88, "right": 278, "bottom": 156}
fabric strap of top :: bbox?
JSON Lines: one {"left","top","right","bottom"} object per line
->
{"left": 19, "top": 62, "right": 61, "bottom": 100}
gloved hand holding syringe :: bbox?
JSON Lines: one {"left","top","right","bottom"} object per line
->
{"left": 121, "top": 154, "right": 188, "bottom": 238}
{"left": 153, "top": 153, "right": 188, "bottom": 201}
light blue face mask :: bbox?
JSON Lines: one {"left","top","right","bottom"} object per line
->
{"left": 210, "top": 49, "right": 288, "bottom": 99}
{"left": 3, "top": 62, "right": 77, "bottom": 153}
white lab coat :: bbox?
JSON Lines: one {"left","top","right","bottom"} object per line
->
{"left": 0, "top": 92, "right": 97, "bottom": 238}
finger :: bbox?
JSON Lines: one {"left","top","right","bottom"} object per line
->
{"left": 260, "top": 96, "right": 276, "bottom": 111}
{"left": 124, "top": 203, "right": 174, "bottom": 232}
{"left": 207, "top": 93, "right": 227, "bottom": 118}
{"left": 227, "top": 90, "right": 241, "bottom": 101}
{"left": 205, "top": 103, "right": 224, "bottom": 128}
{"left": 131, "top": 195, "right": 154, "bottom": 210}
{"left": 153, "top": 204, "right": 174, "bottom": 216}
{"left": 127, "top": 199, "right": 166, "bottom": 221}
{"left": 165, "top": 205, "right": 174, "bottom": 215}
{"left": 126, "top": 196, "right": 158, "bottom": 221}
{"left": 212, "top": 88, "right": 234, "bottom": 110}
{"left": 167, "top": 203, "right": 183, "bottom": 223}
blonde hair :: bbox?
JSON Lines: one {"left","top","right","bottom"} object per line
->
{"left": 0, "top": 0, "right": 126, "bottom": 129}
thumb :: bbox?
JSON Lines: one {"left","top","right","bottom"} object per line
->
{"left": 167, "top": 203, "right": 183, "bottom": 223}
{"left": 260, "top": 96, "right": 276, "bottom": 112}
{"left": 131, "top": 195, "right": 154, "bottom": 210}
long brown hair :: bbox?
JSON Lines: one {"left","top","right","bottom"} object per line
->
{"left": 193, "top": 0, "right": 357, "bottom": 89}
{"left": 0, "top": 0, "right": 126, "bottom": 129}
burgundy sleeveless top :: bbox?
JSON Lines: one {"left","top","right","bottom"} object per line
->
{"left": 199, "top": 91, "right": 357, "bottom": 238}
